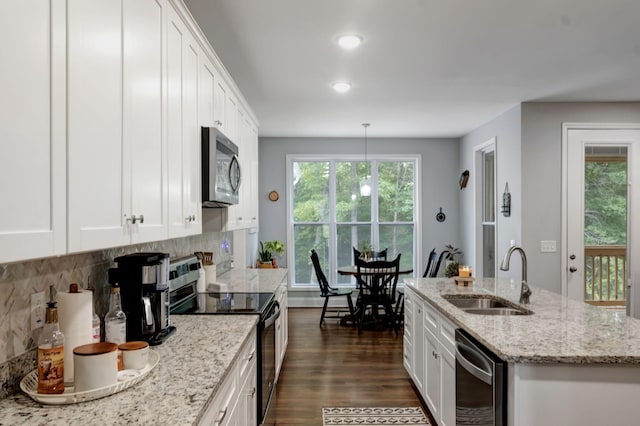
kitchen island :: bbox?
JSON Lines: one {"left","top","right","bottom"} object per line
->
{"left": 0, "top": 315, "right": 257, "bottom": 425}
{"left": 404, "top": 277, "right": 640, "bottom": 426}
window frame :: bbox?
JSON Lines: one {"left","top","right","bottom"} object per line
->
{"left": 286, "top": 154, "right": 420, "bottom": 289}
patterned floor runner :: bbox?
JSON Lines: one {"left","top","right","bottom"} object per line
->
{"left": 322, "top": 407, "right": 430, "bottom": 425}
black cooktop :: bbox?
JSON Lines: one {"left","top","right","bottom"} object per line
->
{"left": 174, "top": 292, "right": 275, "bottom": 315}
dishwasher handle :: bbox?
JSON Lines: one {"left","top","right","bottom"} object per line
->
{"left": 456, "top": 341, "right": 493, "bottom": 385}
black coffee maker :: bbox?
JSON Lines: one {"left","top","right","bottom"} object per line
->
{"left": 108, "top": 252, "right": 175, "bottom": 345}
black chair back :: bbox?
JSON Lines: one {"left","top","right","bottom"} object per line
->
{"left": 310, "top": 249, "right": 331, "bottom": 296}
{"left": 423, "top": 248, "right": 437, "bottom": 277}
{"left": 353, "top": 247, "right": 388, "bottom": 262}
{"left": 428, "top": 249, "right": 450, "bottom": 277}
{"left": 355, "top": 253, "right": 401, "bottom": 301}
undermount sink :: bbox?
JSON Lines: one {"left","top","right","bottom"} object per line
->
{"left": 442, "top": 294, "right": 533, "bottom": 316}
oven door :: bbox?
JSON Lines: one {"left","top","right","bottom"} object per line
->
{"left": 259, "top": 300, "right": 280, "bottom": 426}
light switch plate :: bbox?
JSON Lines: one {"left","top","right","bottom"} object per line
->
{"left": 31, "top": 291, "right": 46, "bottom": 330}
{"left": 540, "top": 240, "right": 557, "bottom": 253}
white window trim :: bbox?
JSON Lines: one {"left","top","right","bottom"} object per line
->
{"left": 286, "top": 153, "right": 421, "bottom": 289}
{"left": 474, "top": 137, "right": 497, "bottom": 278}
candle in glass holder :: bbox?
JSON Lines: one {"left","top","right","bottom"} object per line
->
{"left": 458, "top": 265, "right": 472, "bottom": 277}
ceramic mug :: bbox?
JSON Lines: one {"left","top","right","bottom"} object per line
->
{"left": 118, "top": 341, "right": 149, "bottom": 370}
{"left": 73, "top": 342, "right": 118, "bottom": 392}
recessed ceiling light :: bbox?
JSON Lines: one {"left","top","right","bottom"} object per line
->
{"left": 337, "top": 34, "right": 363, "bottom": 50}
{"left": 331, "top": 82, "right": 352, "bottom": 93}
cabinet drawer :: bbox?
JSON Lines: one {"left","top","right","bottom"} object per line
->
{"left": 199, "top": 364, "right": 237, "bottom": 426}
{"left": 237, "top": 329, "right": 257, "bottom": 384}
{"left": 423, "top": 302, "right": 439, "bottom": 335}
{"left": 439, "top": 316, "right": 456, "bottom": 357}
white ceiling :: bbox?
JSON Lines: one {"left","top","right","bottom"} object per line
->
{"left": 184, "top": 0, "right": 640, "bottom": 138}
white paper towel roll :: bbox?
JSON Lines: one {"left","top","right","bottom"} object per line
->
{"left": 58, "top": 286, "right": 94, "bottom": 385}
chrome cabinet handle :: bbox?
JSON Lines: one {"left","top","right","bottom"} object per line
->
{"left": 215, "top": 120, "right": 222, "bottom": 127}
{"left": 185, "top": 215, "right": 196, "bottom": 223}
{"left": 126, "top": 214, "right": 144, "bottom": 224}
{"left": 214, "top": 407, "right": 227, "bottom": 425}
{"left": 249, "top": 387, "right": 256, "bottom": 398}
{"left": 247, "top": 350, "right": 255, "bottom": 362}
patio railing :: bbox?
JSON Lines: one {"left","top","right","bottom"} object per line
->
{"left": 584, "top": 245, "right": 626, "bottom": 307}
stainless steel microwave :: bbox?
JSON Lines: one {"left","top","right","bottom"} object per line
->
{"left": 201, "top": 127, "right": 240, "bottom": 207}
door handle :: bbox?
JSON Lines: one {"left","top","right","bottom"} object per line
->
{"left": 569, "top": 266, "right": 577, "bottom": 273}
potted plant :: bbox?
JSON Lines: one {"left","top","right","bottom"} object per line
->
{"left": 257, "top": 240, "right": 285, "bottom": 268}
{"left": 444, "top": 244, "right": 462, "bottom": 278}
{"left": 359, "top": 241, "right": 373, "bottom": 260}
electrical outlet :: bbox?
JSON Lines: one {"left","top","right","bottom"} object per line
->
{"left": 540, "top": 240, "right": 557, "bottom": 253}
{"left": 31, "top": 291, "right": 46, "bottom": 330}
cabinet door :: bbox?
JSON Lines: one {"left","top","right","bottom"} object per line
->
{"left": 67, "top": 0, "right": 130, "bottom": 252}
{"left": 0, "top": 0, "right": 66, "bottom": 263}
{"left": 213, "top": 78, "right": 227, "bottom": 131}
{"left": 167, "top": 6, "right": 201, "bottom": 238}
{"left": 412, "top": 297, "right": 425, "bottom": 394}
{"left": 246, "top": 119, "right": 259, "bottom": 228}
{"left": 424, "top": 328, "right": 441, "bottom": 420}
{"left": 124, "top": 0, "right": 167, "bottom": 244}
{"left": 440, "top": 349, "right": 456, "bottom": 426}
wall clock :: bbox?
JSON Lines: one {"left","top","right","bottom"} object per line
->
{"left": 268, "top": 190, "right": 279, "bottom": 202}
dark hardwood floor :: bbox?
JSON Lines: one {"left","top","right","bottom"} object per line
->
{"left": 273, "top": 308, "right": 430, "bottom": 425}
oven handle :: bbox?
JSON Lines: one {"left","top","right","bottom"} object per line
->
{"left": 455, "top": 341, "right": 493, "bottom": 385}
{"left": 264, "top": 301, "right": 281, "bottom": 328}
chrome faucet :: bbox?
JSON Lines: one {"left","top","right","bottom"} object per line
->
{"left": 499, "top": 246, "right": 532, "bottom": 304}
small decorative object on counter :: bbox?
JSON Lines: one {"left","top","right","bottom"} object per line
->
{"left": 458, "top": 265, "right": 472, "bottom": 277}
{"left": 444, "top": 261, "right": 460, "bottom": 278}
{"left": 454, "top": 276, "right": 475, "bottom": 287}
{"left": 257, "top": 240, "right": 285, "bottom": 268}
{"left": 92, "top": 309, "right": 101, "bottom": 343}
{"left": 119, "top": 341, "right": 149, "bottom": 370}
{"left": 73, "top": 342, "right": 118, "bottom": 392}
{"left": 105, "top": 284, "right": 127, "bottom": 369}
{"left": 38, "top": 286, "right": 65, "bottom": 394}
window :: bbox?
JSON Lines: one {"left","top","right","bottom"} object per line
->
{"left": 475, "top": 140, "right": 496, "bottom": 278}
{"left": 288, "top": 155, "right": 418, "bottom": 288}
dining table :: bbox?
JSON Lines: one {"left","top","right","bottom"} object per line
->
{"left": 337, "top": 264, "right": 413, "bottom": 329}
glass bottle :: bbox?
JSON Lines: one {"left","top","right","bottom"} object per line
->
{"left": 105, "top": 285, "right": 126, "bottom": 344}
{"left": 37, "top": 286, "right": 65, "bottom": 394}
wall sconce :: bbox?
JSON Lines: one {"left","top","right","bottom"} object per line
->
{"left": 501, "top": 182, "right": 511, "bottom": 217}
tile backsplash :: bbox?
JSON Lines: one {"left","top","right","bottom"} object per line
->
{"left": 0, "top": 231, "right": 231, "bottom": 397}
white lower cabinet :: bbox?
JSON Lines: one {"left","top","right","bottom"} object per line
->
{"left": 275, "top": 283, "right": 288, "bottom": 378}
{"left": 199, "top": 328, "right": 257, "bottom": 426}
{"left": 404, "top": 287, "right": 455, "bottom": 426}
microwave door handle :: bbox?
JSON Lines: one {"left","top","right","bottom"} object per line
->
{"left": 229, "top": 156, "right": 241, "bottom": 193}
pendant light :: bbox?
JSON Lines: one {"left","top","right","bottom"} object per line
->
{"left": 360, "top": 123, "right": 372, "bottom": 197}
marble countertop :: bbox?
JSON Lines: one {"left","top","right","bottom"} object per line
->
{"left": 212, "top": 267, "right": 288, "bottom": 293}
{"left": 405, "top": 277, "right": 640, "bottom": 364}
{"left": 0, "top": 315, "right": 258, "bottom": 425}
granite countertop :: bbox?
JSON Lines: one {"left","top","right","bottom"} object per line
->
{"left": 405, "top": 277, "right": 640, "bottom": 364}
{"left": 0, "top": 315, "right": 258, "bottom": 425}
{"left": 213, "top": 267, "right": 288, "bottom": 293}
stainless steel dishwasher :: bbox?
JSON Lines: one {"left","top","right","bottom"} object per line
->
{"left": 455, "top": 329, "right": 506, "bottom": 426}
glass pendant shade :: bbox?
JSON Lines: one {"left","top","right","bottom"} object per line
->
{"left": 360, "top": 176, "right": 372, "bottom": 196}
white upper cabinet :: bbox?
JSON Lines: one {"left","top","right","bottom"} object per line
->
{"left": 124, "top": 0, "right": 167, "bottom": 244}
{"left": 167, "top": 4, "right": 201, "bottom": 238}
{"left": 0, "top": 1, "right": 66, "bottom": 263}
{"left": 2, "top": 0, "right": 259, "bottom": 263}
{"left": 68, "top": 0, "right": 167, "bottom": 252}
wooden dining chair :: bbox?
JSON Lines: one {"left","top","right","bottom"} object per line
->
{"left": 422, "top": 248, "right": 437, "bottom": 277}
{"left": 354, "top": 254, "right": 401, "bottom": 335}
{"left": 353, "top": 247, "right": 388, "bottom": 262}
{"left": 428, "top": 249, "right": 449, "bottom": 277}
{"left": 310, "top": 249, "right": 356, "bottom": 327}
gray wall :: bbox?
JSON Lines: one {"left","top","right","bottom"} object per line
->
{"left": 460, "top": 105, "right": 522, "bottom": 279}
{"left": 521, "top": 102, "right": 640, "bottom": 293}
{"left": 258, "top": 136, "right": 460, "bottom": 298}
